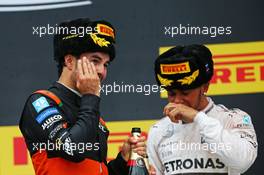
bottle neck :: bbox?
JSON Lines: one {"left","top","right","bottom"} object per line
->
{"left": 129, "top": 131, "right": 143, "bottom": 160}
{"left": 132, "top": 132, "right": 141, "bottom": 138}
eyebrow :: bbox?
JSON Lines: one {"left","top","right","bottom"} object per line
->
{"left": 91, "top": 55, "right": 102, "bottom": 60}
{"left": 91, "top": 55, "right": 110, "bottom": 64}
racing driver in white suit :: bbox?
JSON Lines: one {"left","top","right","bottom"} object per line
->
{"left": 147, "top": 44, "right": 258, "bottom": 175}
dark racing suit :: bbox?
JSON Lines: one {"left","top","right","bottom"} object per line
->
{"left": 19, "top": 82, "right": 128, "bottom": 175}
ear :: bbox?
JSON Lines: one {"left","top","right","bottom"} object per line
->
{"left": 202, "top": 82, "right": 210, "bottom": 94}
{"left": 64, "top": 54, "right": 76, "bottom": 71}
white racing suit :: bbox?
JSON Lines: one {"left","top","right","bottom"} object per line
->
{"left": 147, "top": 98, "right": 257, "bottom": 175}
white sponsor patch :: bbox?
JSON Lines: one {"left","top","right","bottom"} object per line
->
{"left": 64, "top": 137, "right": 74, "bottom": 156}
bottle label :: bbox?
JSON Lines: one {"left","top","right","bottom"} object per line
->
{"left": 131, "top": 151, "right": 141, "bottom": 158}
{"left": 127, "top": 157, "right": 146, "bottom": 167}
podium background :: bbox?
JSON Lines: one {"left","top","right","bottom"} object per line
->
{"left": 0, "top": 0, "right": 263, "bottom": 174}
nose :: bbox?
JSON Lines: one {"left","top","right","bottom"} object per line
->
{"left": 170, "top": 93, "right": 184, "bottom": 104}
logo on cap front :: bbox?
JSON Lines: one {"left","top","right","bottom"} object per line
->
{"left": 177, "top": 69, "right": 199, "bottom": 85}
{"left": 160, "top": 62, "right": 190, "bottom": 75}
{"left": 157, "top": 74, "right": 173, "bottom": 86}
{"left": 97, "top": 24, "right": 115, "bottom": 39}
{"left": 90, "top": 33, "right": 110, "bottom": 47}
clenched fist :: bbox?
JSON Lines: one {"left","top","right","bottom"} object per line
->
{"left": 163, "top": 103, "right": 198, "bottom": 123}
{"left": 76, "top": 57, "right": 101, "bottom": 96}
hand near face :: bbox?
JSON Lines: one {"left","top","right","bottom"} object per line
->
{"left": 76, "top": 57, "right": 101, "bottom": 96}
{"left": 163, "top": 103, "right": 198, "bottom": 123}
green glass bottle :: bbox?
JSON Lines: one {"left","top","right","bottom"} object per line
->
{"left": 127, "top": 127, "right": 149, "bottom": 175}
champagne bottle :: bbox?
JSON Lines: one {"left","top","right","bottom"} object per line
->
{"left": 127, "top": 127, "right": 149, "bottom": 175}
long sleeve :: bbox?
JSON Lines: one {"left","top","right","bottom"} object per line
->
{"left": 194, "top": 111, "right": 258, "bottom": 173}
{"left": 107, "top": 152, "right": 129, "bottom": 175}
{"left": 19, "top": 93, "right": 101, "bottom": 162}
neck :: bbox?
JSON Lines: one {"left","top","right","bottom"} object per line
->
{"left": 57, "top": 71, "right": 76, "bottom": 91}
{"left": 198, "top": 95, "right": 209, "bottom": 111}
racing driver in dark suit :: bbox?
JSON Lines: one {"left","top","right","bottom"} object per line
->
{"left": 19, "top": 18, "right": 147, "bottom": 175}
